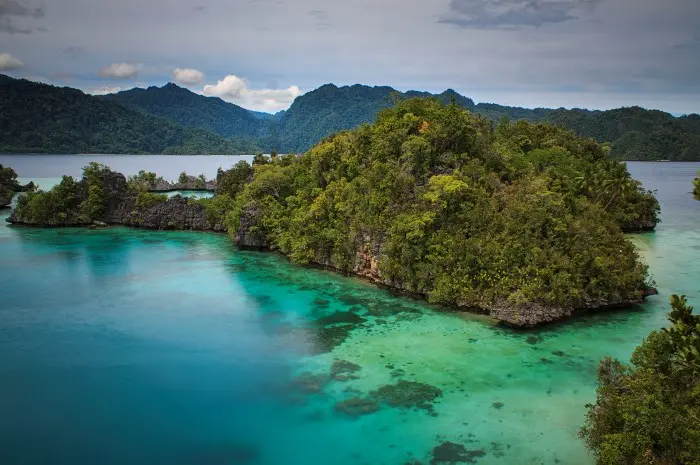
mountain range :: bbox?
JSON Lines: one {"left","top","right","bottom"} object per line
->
{"left": 2, "top": 74, "right": 699, "bottom": 160}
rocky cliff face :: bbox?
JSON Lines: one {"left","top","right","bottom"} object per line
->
{"left": 8, "top": 169, "right": 223, "bottom": 231}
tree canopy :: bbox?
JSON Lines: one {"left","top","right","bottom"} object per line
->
{"left": 217, "top": 98, "right": 657, "bottom": 320}
{"left": 580, "top": 295, "right": 700, "bottom": 465}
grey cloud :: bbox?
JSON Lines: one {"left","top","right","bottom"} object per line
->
{"left": 440, "top": 0, "right": 603, "bottom": 28}
{"left": 0, "top": 0, "right": 44, "bottom": 17}
{"left": 193, "top": 5, "right": 207, "bottom": 12}
{"left": 62, "top": 46, "right": 85, "bottom": 58}
{"left": 671, "top": 35, "right": 700, "bottom": 52}
{"left": 0, "top": 0, "right": 44, "bottom": 34}
{"left": 0, "top": 16, "right": 29, "bottom": 33}
{"left": 308, "top": 9, "right": 330, "bottom": 29}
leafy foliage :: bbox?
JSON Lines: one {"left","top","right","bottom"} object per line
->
{"left": 13, "top": 162, "right": 111, "bottom": 224}
{"left": 0, "top": 164, "right": 20, "bottom": 206}
{"left": 215, "top": 161, "right": 253, "bottom": 197}
{"left": 135, "top": 191, "right": 168, "bottom": 209}
{"left": 127, "top": 170, "right": 164, "bottom": 191}
{"left": 694, "top": 173, "right": 700, "bottom": 200}
{"left": 0, "top": 75, "right": 256, "bottom": 154}
{"left": 580, "top": 295, "right": 700, "bottom": 465}
{"left": 225, "top": 98, "right": 654, "bottom": 310}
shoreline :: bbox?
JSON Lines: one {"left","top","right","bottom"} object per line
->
{"left": 5, "top": 216, "right": 656, "bottom": 328}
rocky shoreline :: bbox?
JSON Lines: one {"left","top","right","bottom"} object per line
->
{"left": 7, "top": 167, "right": 657, "bottom": 328}
{"left": 7, "top": 170, "right": 224, "bottom": 231}
{"left": 233, "top": 209, "right": 657, "bottom": 327}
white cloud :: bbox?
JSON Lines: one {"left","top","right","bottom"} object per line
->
{"left": 0, "top": 52, "right": 24, "bottom": 70}
{"left": 98, "top": 62, "right": 140, "bottom": 79}
{"left": 173, "top": 67, "right": 204, "bottom": 85}
{"left": 88, "top": 86, "right": 124, "bottom": 95}
{"left": 202, "top": 74, "right": 302, "bottom": 112}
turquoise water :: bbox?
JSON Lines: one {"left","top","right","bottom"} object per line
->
{"left": 165, "top": 190, "right": 215, "bottom": 200}
{"left": 0, "top": 160, "right": 698, "bottom": 465}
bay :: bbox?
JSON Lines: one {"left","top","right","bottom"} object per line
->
{"left": 0, "top": 158, "right": 698, "bottom": 465}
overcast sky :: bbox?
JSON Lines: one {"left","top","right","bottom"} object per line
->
{"left": 1, "top": 0, "right": 698, "bottom": 113}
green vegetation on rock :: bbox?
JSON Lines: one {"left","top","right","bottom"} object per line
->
{"left": 1, "top": 164, "right": 24, "bottom": 207}
{"left": 220, "top": 98, "right": 657, "bottom": 323}
{"left": 14, "top": 162, "right": 110, "bottom": 224}
{"left": 580, "top": 295, "right": 700, "bottom": 465}
{"left": 694, "top": 173, "right": 700, "bottom": 200}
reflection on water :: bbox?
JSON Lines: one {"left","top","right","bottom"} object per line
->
{"left": 0, "top": 161, "right": 698, "bottom": 465}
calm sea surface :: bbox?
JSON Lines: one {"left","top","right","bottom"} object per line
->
{"left": 0, "top": 157, "right": 698, "bottom": 465}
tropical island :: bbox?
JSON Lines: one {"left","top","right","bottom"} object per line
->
{"left": 7, "top": 98, "right": 660, "bottom": 326}
{"left": 2, "top": 74, "right": 699, "bottom": 160}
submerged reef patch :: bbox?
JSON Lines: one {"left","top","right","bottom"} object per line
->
{"left": 330, "top": 360, "right": 362, "bottom": 381}
{"left": 334, "top": 397, "right": 380, "bottom": 417}
{"left": 290, "top": 372, "right": 328, "bottom": 394}
{"left": 430, "top": 442, "right": 486, "bottom": 464}
{"left": 371, "top": 380, "right": 442, "bottom": 412}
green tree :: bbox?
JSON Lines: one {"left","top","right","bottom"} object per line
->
{"left": 580, "top": 295, "right": 700, "bottom": 465}
{"left": 693, "top": 172, "right": 699, "bottom": 200}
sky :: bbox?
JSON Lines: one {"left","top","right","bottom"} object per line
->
{"left": 1, "top": 0, "right": 699, "bottom": 114}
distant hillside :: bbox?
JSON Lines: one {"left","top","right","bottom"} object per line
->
{"left": 3, "top": 74, "right": 698, "bottom": 159}
{"left": 275, "top": 84, "right": 700, "bottom": 159}
{"left": 276, "top": 85, "right": 478, "bottom": 152}
{"left": 0, "top": 75, "right": 257, "bottom": 155}
{"left": 101, "top": 83, "right": 268, "bottom": 144}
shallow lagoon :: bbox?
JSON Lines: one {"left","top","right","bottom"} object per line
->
{"left": 0, "top": 160, "right": 698, "bottom": 465}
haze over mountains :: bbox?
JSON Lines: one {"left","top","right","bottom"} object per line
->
{"left": 2, "top": 74, "right": 699, "bottom": 160}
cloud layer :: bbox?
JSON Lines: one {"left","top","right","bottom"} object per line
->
{"left": 0, "top": 0, "right": 44, "bottom": 34}
{"left": 2, "top": 0, "right": 699, "bottom": 114}
{"left": 88, "top": 86, "right": 125, "bottom": 96}
{"left": 203, "top": 75, "right": 302, "bottom": 112}
{"left": 440, "top": 0, "right": 602, "bottom": 28}
{"left": 173, "top": 68, "right": 204, "bottom": 85}
{"left": 0, "top": 52, "right": 23, "bottom": 70}
{"left": 98, "top": 62, "right": 140, "bottom": 79}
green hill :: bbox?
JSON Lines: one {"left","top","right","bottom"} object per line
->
{"left": 101, "top": 83, "right": 268, "bottom": 145}
{"left": 3, "top": 74, "right": 698, "bottom": 159}
{"left": 275, "top": 84, "right": 700, "bottom": 159}
{"left": 0, "top": 75, "right": 257, "bottom": 154}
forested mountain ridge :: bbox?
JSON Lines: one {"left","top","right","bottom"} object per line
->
{"left": 275, "top": 84, "right": 700, "bottom": 158}
{"left": 0, "top": 75, "right": 257, "bottom": 155}
{"left": 101, "top": 81, "right": 698, "bottom": 159}
{"left": 3, "top": 74, "right": 698, "bottom": 159}
{"left": 100, "top": 83, "right": 268, "bottom": 144}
